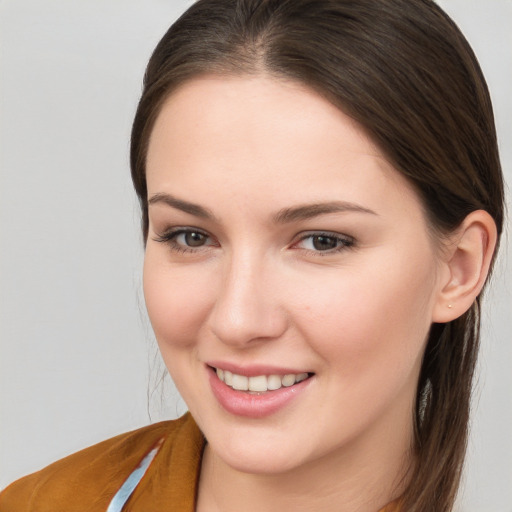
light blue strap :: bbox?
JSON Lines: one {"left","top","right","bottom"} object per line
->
{"left": 106, "top": 442, "right": 161, "bottom": 512}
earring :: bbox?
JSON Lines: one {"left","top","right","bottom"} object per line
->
{"left": 448, "top": 304, "right": 453, "bottom": 309}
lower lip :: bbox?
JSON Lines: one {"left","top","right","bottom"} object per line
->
{"left": 208, "top": 367, "right": 313, "bottom": 418}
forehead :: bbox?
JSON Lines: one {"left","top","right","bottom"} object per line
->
{"left": 148, "top": 74, "right": 381, "bottom": 165}
{"left": 146, "top": 75, "right": 423, "bottom": 223}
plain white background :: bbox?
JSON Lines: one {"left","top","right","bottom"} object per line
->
{"left": 0, "top": 1, "right": 510, "bottom": 510}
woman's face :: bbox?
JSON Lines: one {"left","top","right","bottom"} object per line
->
{"left": 143, "top": 76, "right": 445, "bottom": 475}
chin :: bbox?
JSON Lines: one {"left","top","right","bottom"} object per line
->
{"left": 202, "top": 421, "right": 317, "bottom": 476}
{"left": 216, "top": 443, "right": 307, "bottom": 475}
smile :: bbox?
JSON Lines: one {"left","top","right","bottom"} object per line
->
{"left": 214, "top": 367, "right": 311, "bottom": 393}
{"left": 207, "top": 364, "right": 314, "bottom": 417}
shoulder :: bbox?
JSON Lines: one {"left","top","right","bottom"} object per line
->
{"left": 0, "top": 414, "right": 194, "bottom": 512}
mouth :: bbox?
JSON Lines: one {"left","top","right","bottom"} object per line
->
{"left": 207, "top": 364, "right": 315, "bottom": 417}
{"left": 210, "top": 366, "right": 314, "bottom": 394}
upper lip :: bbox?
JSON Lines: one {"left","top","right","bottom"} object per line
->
{"left": 206, "top": 361, "right": 312, "bottom": 377}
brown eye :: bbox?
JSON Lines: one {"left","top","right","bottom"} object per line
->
{"left": 184, "top": 231, "right": 208, "bottom": 247}
{"left": 153, "top": 228, "right": 215, "bottom": 252}
{"left": 311, "top": 235, "right": 339, "bottom": 251}
{"left": 293, "top": 232, "right": 355, "bottom": 254}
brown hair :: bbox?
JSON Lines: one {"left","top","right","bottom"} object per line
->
{"left": 130, "top": 1, "right": 505, "bottom": 510}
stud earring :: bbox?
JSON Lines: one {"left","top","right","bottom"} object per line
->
{"left": 448, "top": 304, "right": 453, "bottom": 309}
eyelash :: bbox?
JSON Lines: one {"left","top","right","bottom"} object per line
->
{"left": 292, "top": 231, "right": 355, "bottom": 255}
{"left": 152, "top": 228, "right": 355, "bottom": 256}
{"left": 152, "top": 228, "right": 216, "bottom": 254}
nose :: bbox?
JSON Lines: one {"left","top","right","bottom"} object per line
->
{"left": 208, "top": 252, "right": 288, "bottom": 348}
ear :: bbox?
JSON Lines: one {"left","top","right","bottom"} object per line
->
{"left": 432, "top": 210, "right": 497, "bottom": 323}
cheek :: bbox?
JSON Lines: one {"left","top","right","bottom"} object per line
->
{"left": 291, "top": 256, "right": 438, "bottom": 437}
{"left": 143, "top": 254, "right": 213, "bottom": 348}
{"left": 293, "top": 251, "right": 437, "bottom": 377}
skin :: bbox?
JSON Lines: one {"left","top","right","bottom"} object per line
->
{"left": 143, "top": 75, "right": 451, "bottom": 512}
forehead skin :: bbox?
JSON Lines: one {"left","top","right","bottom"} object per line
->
{"left": 146, "top": 75, "right": 424, "bottom": 232}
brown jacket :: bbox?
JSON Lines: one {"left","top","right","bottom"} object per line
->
{"left": 0, "top": 413, "right": 399, "bottom": 511}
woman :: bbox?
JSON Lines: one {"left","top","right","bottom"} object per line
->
{"left": 0, "top": 0, "right": 505, "bottom": 511}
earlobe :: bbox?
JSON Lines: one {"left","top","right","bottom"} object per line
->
{"left": 432, "top": 210, "right": 497, "bottom": 323}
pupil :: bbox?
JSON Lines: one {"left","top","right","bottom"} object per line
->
{"left": 185, "top": 232, "right": 206, "bottom": 247}
{"left": 312, "top": 235, "right": 337, "bottom": 250}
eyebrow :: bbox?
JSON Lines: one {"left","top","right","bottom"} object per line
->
{"left": 148, "top": 193, "right": 377, "bottom": 223}
{"left": 273, "top": 201, "right": 378, "bottom": 223}
{"left": 148, "top": 193, "right": 216, "bottom": 220}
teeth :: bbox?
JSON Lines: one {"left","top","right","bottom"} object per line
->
{"left": 232, "top": 374, "right": 249, "bottom": 391}
{"left": 282, "top": 374, "right": 296, "bottom": 387}
{"left": 224, "top": 370, "right": 233, "bottom": 386}
{"left": 295, "top": 372, "right": 308, "bottom": 383}
{"left": 248, "top": 375, "right": 267, "bottom": 392}
{"left": 215, "top": 368, "right": 310, "bottom": 392}
{"left": 267, "top": 374, "right": 282, "bottom": 391}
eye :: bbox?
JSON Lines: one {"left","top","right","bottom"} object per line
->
{"left": 152, "top": 227, "right": 216, "bottom": 253}
{"left": 176, "top": 231, "right": 209, "bottom": 247}
{"left": 293, "top": 232, "right": 354, "bottom": 253}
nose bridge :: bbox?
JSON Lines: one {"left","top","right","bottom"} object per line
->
{"left": 209, "top": 246, "right": 287, "bottom": 346}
